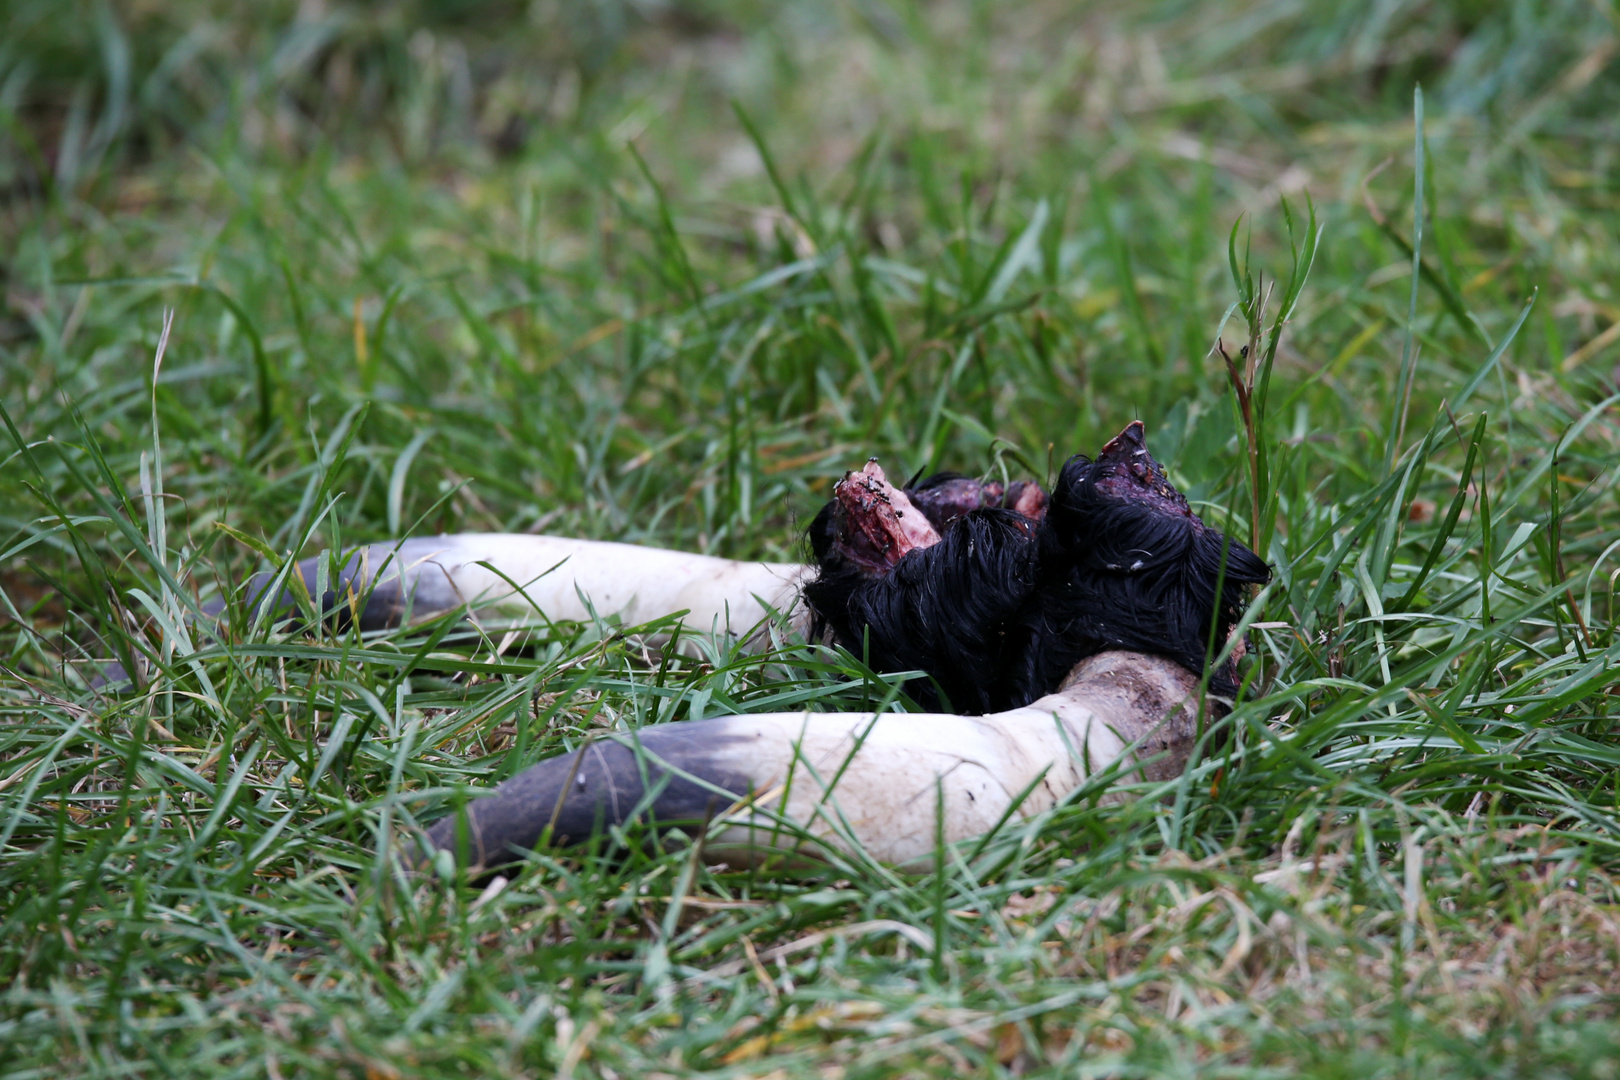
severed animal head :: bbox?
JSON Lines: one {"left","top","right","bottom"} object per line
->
{"left": 803, "top": 421, "right": 1270, "bottom": 713}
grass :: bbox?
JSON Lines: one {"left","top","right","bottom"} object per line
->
{"left": 3, "top": 0, "right": 1620, "bottom": 1075}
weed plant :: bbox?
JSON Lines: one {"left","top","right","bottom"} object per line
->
{"left": 3, "top": 1, "right": 1620, "bottom": 1076}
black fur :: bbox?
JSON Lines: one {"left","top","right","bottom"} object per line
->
{"left": 804, "top": 428, "right": 1270, "bottom": 713}
{"left": 804, "top": 508, "right": 1038, "bottom": 714}
{"left": 1010, "top": 452, "right": 1271, "bottom": 703}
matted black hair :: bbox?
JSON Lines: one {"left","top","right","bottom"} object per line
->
{"left": 803, "top": 422, "right": 1270, "bottom": 713}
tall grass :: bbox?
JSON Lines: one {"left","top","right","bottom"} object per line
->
{"left": 3, "top": 1, "right": 1620, "bottom": 1076}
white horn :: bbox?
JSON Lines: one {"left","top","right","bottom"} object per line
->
{"left": 423, "top": 650, "right": 1201, "bottom": 872}
{"left": 257, "top": 533, "right": 811, "bottom": 644}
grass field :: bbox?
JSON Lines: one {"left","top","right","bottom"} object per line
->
{"left": 4, "top": 1, "right": 1620, "bottom": 1075}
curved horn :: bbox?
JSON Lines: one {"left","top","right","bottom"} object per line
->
{"left": 244, "top": 533, "right": 811, "bottom": 642}
{"left": 421, "top": 650, "right": 1201, "bottom": 873}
